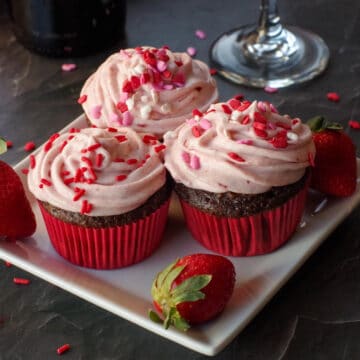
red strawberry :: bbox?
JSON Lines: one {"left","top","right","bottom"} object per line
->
{"left": 149, "top": 253, "right": 236, "bottom": 331}
{"left": 0, "top": 159, "right": 36, "bottom": 240}
{"left": 307, "top": 116, "right": 357, "bottom": 197}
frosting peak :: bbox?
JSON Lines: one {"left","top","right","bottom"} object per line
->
{"left": 80, "top": 46, "right": 218, "bottom": 138}
{"left": 164, "top": 99, "right": 315, "bottom": 194}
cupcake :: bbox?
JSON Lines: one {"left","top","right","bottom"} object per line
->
{"left": 79, "top": 46, "right": 218, "bottom": 139}
{"left": 164, "top": 98, "right": 315, "bottom": 256}
{"left": 27, "top": 127, "right": 172, "bottom": 269}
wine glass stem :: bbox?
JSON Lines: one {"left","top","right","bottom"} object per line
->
{"left": 258, "top": 0, "right": 282, "bottom": 39}
{"left": 243, "top": 0, "right": 299, "bottom": 63}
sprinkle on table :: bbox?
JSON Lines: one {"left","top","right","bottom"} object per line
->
{"left": 61, "top": 63, "right": 77, "bottom": 72}
{"left": 57, "top": 344, "right": 71, "bottom": 355}
{"left": 24, "top": 141, "right": 36, "bottom": 152}
{"left": 210, "top": 68, "right": 218, "bottom": 76}
{"left": 326, "top": 92, "right": 340, "bottom": 102}
{"left": 13, "top": 277, "right": 30, "bottom": 285}
{"left": 195, "top": 29, "right": 207, "bottom": 39}
{"left": 5, "top": 140, "right": 13, "bottom": 148}
{"left": 348, "top": 120, "right": 360, "bottom": 129}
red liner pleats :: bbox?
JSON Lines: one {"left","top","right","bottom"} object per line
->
{"left": 180, "top": 185, "right": 308, "bottom": 257}
{"left": 39, "top": 199, "right": 170, "bottom": 269}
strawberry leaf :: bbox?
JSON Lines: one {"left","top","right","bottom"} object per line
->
{"left": 0, "top": 137, "right": 7, "bottom": 155}
{"left": 173, "top": 316, "right": 190, "bottom": 331}
{"left": 173, "top": 290, "right": 206, "bottom": 304}
{"left": 171, "top": 274, "right": 212, "bottom": 299}
{"left": 307, "top": 115, "right": 326, "bottom": 132}
{"left": 163, "top": 265, "right": 185, "bottom": 293}
{"left": 155, "top": 259, "right": 178, "bottom": 289}
{"left": 307, "top": 115, "right": 343, "bottom": 132}
{"left": 148, "top": 309, "right": 163, "bottom": 324}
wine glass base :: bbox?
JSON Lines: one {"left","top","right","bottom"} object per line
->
{"left": 210, "top": 25, "right": 330, "bottom": 88}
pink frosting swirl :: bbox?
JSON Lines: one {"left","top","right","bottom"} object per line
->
{"left": 164, "top": 99, "right": 315, "bottom": 194}
{"left": 79, "top": 46, "right": 218, "bottom": 138}
{"left": 27, "top": 127, "right": 166, "bottom": 216}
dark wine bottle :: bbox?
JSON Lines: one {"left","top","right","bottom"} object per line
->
{"left": 6, "top": 0, "right": 127, "bottom": 57}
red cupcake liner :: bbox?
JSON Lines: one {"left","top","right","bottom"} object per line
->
{"left": 39, "top": 200, "right": 170, "bottom": 269}
{"left": 179, "top": 185, "right": 308, "bottom": 256}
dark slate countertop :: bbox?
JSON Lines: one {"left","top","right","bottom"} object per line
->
{"left": 1, "top": 0, "right": 360, "bottom": 359}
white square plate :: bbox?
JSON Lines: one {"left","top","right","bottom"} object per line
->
{"left": 1, "top": 114, "right": 360, "bottom": 356}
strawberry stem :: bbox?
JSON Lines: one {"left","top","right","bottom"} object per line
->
{"left": 307, "top": 115, "right": 343, "bottom": 132}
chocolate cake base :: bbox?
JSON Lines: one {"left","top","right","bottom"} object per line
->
{"left": 40, "top": 177, "right": 173, "bottom": 228}
{"left": 174, "top": 170, "right": 309, "bottom": 218}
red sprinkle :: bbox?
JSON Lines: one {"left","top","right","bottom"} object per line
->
{"left": 192, "top": 109, "right": 203, "bottom": 117}
{"left": 73, "top": 188, "right": 86, "bottom": 201}
{"left": 5, "top": 140, "right": 13, "bottom": 148}
{"left": 87, "top": 143, "right": 101, "bottom": 152}
{"left": 221, "top": 104, "right": 232, "bottom": 114}
{"left": 107, "top": 127, "right": 118, "bottom": 133}
{"left": 116, "top": 174, "right": 127, "bottom": 181}
{"left": 210, "top": 68, "right": 218, "bottom": 75}
{"left": 327, "top": 92, "right": 340, "bottom": 102}
{"left": 349, "top": 120, "right": 360, "bottom": 129}
{"left": 126, "top": 158, "right": 138, "bottom": 165}
{"left": 228, "top": 152, "right": 245, "bottom": 162}
{"left": 113, "top": 158, "right": 125, "bottom": 163}
{"left": 241, "top": 115, "right": 250, "bottom": 125}
{"left": 115, "top": 135, "right": 127, "bottom": 143}
{"left": 29, "top": 155, "right": 36, "bottom": 169}
{"left": 21, "top": 168, "right": 29, "bottom": 175}
{"left": 234, "top": 94, "right": 244, "bottom": 101}
{"left": 154, "top": 144, "right": 166, "bottom": 153}
{"left": 41, "top": 178, "right": 52, "bottom": 186}
{"left": 24, "top": 141, "right": 36, "bottom": 152}
{"left": 237, "top": 101, "right": 251, "bottom": 111}
{"left": 5, "top": 261, "right": 12, "bottom": 267}
{"left": 229, "top": 98, "right": 241, "bottom": 110}
{"left": 13, "top": 277, "right": 30, "bottom": 285}
{"left": 77, "top": 94, "right": 87, "bottom": 104}
{"left": 81, "top": 156, "right": 93, "bottom": 167}
{"left": 192, "top": 125, "right": 203, "bottom": 138}
{"left": 253, "top": 128, "right": 268, "bottom": 138}
{"left": 57, "top": 344, "right": 70, "bottom": 355}
{"left": 80, "top": 200, "right": 92, "bottom": 214}
{"left": 142, "top": 135, "right": 158, "bottom": 144}
{"left": 254, "top": 112, "right": 267, "bottom": 123}
{"left": 59, "top": 141, "right": 68, "bottom": 153}
{"left": 44, "top": 141, "right": 53, "bottom": 152}
{"left": 116, "top": 102, "right": 128, "bottom": 113}
{"left": 96, "top": 153, "right": 104, "bottom": 167}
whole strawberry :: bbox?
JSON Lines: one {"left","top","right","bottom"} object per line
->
{"left": 307, "top": 116, "right": 357, "bottom": 197}
{"left": 149, "top": 253, "right": 236, "bottom": 331}
{"left": 0, "top": 139, "right": 36, "bottom": 240}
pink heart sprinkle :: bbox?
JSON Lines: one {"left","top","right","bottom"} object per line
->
{"left": 190, "top": 155, "right": 200, "bottom": 169}
{"left": 237, "top": 139, "right": 253, "bottom": 145}
{"left": 122, "top": 111, "right": 133, "bottom": 126}
{"left": 119, "top": 92, "right": 129, "bottom": 103}
{"left": 157, "top": 60, "right": 167, "bottom": 72}
{"left": 199, "top": 118, "right": 212, "bottom": 130}
{"left": 187, "top": 47, "right": 197, "bottom": 57}
{"left": 61, "top": 63, "right": 77, "bottom": 72}
{"left": 195, "top": 30, "right": 207, "bottom": 39}
{"left": 110, "top": 113, "right": 122, "bottom": 125}
{"left": 163, "top": 84, "right": 174, "bottom": 90}
{"left": 91, "top": 105, "right": 102, "bottom": 119}
{"left": 186, "top": 119, "right": 197, "bottom": 126}
{"left": 182, "top": 151, "right": 191, "bottom": 164}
